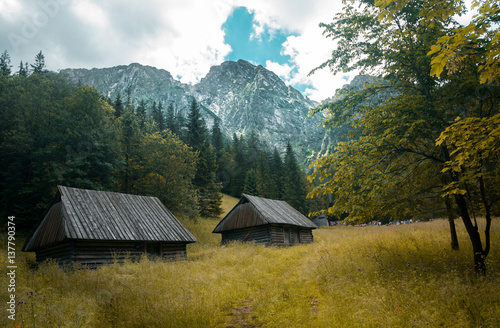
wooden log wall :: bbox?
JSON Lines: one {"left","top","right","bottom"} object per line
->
{"left": 269, "top": 225, "right": 286, "bottom": 246}
{"left": 221, "top": 226, "right": 270, "bottom": 245}
{"left": 299, "top": 228, "right": 314, "bottom": 243}
{"left": 34, "top": 241, "right": 188, "bottom": 268}
{"left": 35, "top": 241, "right": 73, "bottom": 266}
{"left": 221, "top": 225, "right": 315, "bottom": 246}
{"left": 160, "top": 242, "right": 187, "bottom": 260}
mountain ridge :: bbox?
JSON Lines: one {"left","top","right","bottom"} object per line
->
{"left": 60, "top": 60, "right": 325, "bottom": 162}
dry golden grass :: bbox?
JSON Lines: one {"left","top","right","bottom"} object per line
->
{"left": 2, "top": 216, "right": 500, "bottom": 327}
{"left": 220, "top": 193, "right": 240, "bottom": 218}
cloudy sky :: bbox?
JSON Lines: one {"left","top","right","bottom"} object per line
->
{"left": 0, "top": 0, "right": 353, "bottom": 101}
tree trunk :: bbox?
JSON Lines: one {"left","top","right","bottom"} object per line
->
{"left": 442, "top": 145, "right": 486, "bottom": 273}
{"left": 478, "top": 169, "right": 492, "bottom": 259}
{"left": 454, "top": 193, "right": 486, "bottom": 274}
{"left": 445, "top": 196, "right": 460, "bottom": 250}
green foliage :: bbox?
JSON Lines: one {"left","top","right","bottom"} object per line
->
{"left": 211, "top": 119, "right": 224, "bottom": 152}
{"left": 53, "top": 85, "right": 122, "bottom": 190}
{"left": 309, "top": 0, "right": 499, "bottom": 271}
{"left": 113, "top": 92, "right": 124, "bottom": 118}
{"left": 0, "top": 72, "right": 121, "bottom": 229}
{"left": 197, "top": 142, "right": 223, "bottom": 217}
{"left": 0, "top": 50, "right": 11, "bottom": 76}
{"left": 186, "top": 99, "right": 208, "bottom": 151}
{"left": 166, "top": 102, "right": 177, "bottom": 134}
{"left": 17, "top": 61, "right": 29, "bottom": 77}
{"left": 283, "top": 142, "right": 308, "bottom": 214}
{"left": 136, "top": 99, "right": 147, "bottom": 128}
{"left": 186, "top": 99, "right": 222, "bottom": 217}
{"left": 30, "top": 51, "right": 46, "bottom": 75}
{"left": 131, "top": 130, "right": 199, "bottom": 218}
{"left": 243, "top": 169, "right": 259, "bottom": 196}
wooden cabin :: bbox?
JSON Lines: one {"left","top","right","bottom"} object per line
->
{"left": 213, "top": 194, "right": 317, "bottom": 246}
{"left": 313, "top": 212, "right": 348, "bottom": 226}
{"left": 22, "top": 185, "right": 197, "bottom": 267}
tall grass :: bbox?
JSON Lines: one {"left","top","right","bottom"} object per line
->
{"left": 2, "top": 217, "right": 499, "bottom": 327}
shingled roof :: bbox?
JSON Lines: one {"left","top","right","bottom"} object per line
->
{"left": 23, "top": 186, "right": 197, "bottom": 252}
{"left": 213, "top": 194, "right": 317, "bottom": 233}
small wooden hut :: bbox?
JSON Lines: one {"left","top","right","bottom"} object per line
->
{"left": 22, "top": 185, "right": 197, "bottom": 267}
{"left": 213, "top": 194, "right": 317, "bottom": 246}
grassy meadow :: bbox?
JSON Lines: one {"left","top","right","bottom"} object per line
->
{"left": 2, "top": 195, "right": 500, "bottom": 327}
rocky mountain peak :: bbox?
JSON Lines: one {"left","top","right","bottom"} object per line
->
{"left": 61, "top": 60, "right": 325, "bottom": 163}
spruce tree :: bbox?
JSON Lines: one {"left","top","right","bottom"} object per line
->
{"left": 230, "top": 133, "right": 247, "bottom": 197}
{"left": 136, "top": 99, "right": 147, "bottom": 128}
{"left": 175, "top": 111, "right": 186, "bottom": 140}
{"left": 211, "top": 119, "right": 224, "bottom": 152}
{"left": 18, "top": 61, "right": 28, "bottom": 77}
{"left": 166, "top": 102, "right": 177, "bottom": 134}
{"left": 119, "top": 105, "right": 141, "bottom": 193}
{"left": 0, "top": 50, "right": 12, "bottom": 76}
{"left": 156, "top": 101, "right": 165, "bottom": 131}
{"left": 271, "top": 147, "right": 284, "bottom": 199}
{"left": 283, "top": 142, "right": 308, "bottom": 214}
{"left": 256, "top": 151, "right": 277, "bottom": 198}
{"left": 243, "top": 169, "right": 259, "bottom": 196}
{"left": 113, "top": 92, "right": 124, "bottom": 118}
{"left": 30, "top": 51, "right": 46, "bottom": 74}
{"left": 186, "top": 98, "right": 207, "bottom": 150}
{"left": 151, "top": 101, "right": 158, "bottom": 128}
{"left": 197, "top": 142, "right": 223, "bottom": 217}
{"left": 246, "top": 130, "right": 260, "bottom": 169}
{"left": 186, "top": 98, "right": 222, "bottom": 216}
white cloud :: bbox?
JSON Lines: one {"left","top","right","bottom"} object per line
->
{"left": 265, "top": 60, "right": 292, "bottom": 80}
{"left": 0, "top": 0, "right": 23, "bottom": 21}
{"left": 71, "top": 0, "right": 110, "bottom": 30}
{"left": 130, "top": 0, "right": 233, "bottom": 84}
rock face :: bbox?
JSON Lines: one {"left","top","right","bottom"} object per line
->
{"left": 61, "top": 60, "right": 324, "bottom": 162}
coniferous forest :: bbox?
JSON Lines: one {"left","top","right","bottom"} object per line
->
{"left": 0, "top": 51, "right": 323, "bottom": 232}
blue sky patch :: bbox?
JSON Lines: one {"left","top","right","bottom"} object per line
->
{"left": 222, "top": 7, "right": 315, "bottom": 95}
{"left": 222, "top": 7, "right": 296, "bottom": 66}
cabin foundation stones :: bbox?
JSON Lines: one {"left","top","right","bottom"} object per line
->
{"left": 213, "top": 194, "right": 317, "bottom": 246}
{"left": 22, "top": 185, "right": 197, "bottom": 267}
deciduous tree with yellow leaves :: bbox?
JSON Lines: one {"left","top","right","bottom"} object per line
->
{"left": 309, "top": 0, "right": 499, "bottom": 273}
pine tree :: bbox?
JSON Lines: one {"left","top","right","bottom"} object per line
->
{"left": 30, "top": 51, "right": 46, "bottom": 74}
{"left": 230, "top": 133, "right": 247, "bottom": 197}
{"left": 186, "top": 98, "right": 222, "bottom": 216}
{"left": 136, "top": 99, "right": 147, "bottom": 128}
{"left": 211, "top": 119, "right": 224, "bottom": 152}
{"left": 156, "top": 101, "right": 165, "bottom": 131}
{"left": 271, "top": 147, "right": 284, "bottom": 199}
{"left": 113, "top": 92, "right": 124, "bottom": 118}
{"left": 256, "top": 151, "right": 277, "bottom": 198}
{"left": 197, "top": 142, "right": 223, "bottom": 217}
{"left": 119, "top": 105, "right": 141, "bottom": 193}
{"left": 166, "top": 102, "right": 177, "bottom": 134}
{"left": 243, "top": 169, "right": 259, "bottom": 196}
{"left": 126, "top": 86, "right": 132, "bottom": 107}
{"left": 0, "top": 50, "right": 12, "bottom": 76}
{"left": 283, "top": 142, "right": 308, "bottom": 214}
{"left": 246, "top": 130, "right": 260, "bottom": 169}
{"left": 18, "top": 61, "right": 28, "bottom": 77}
{"left": 186, "top": 99, "right": 207, "bottom": 150}
{"left": 151, "top": 101, "right": 158, "bottom": 129}
{"left": 175, "top": 111, "right": 186, "bottom": 140}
